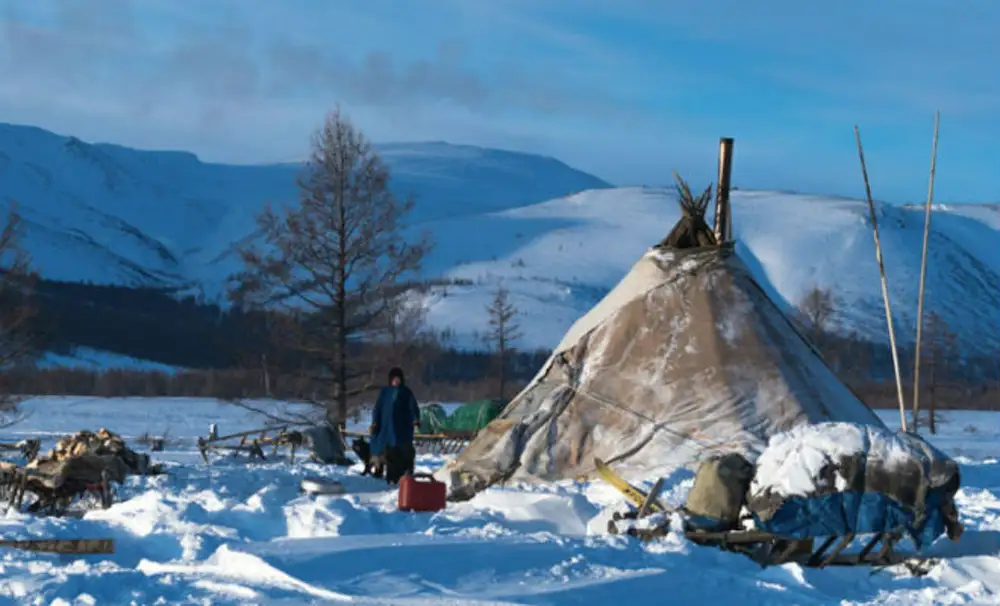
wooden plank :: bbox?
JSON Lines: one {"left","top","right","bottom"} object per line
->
{"left": 807, "top": 535, "right": 839, "bottom": 566}
{"left": 818, "top": 534, "right": 855, "bottom": 568}
{"left": 638, "top": 478, "right": 665, "bottom": 518}
{"left": 854, "top": 533, "right": 884, "bottom": 564}
{"left": 0, "top": 538, "right": 115, "bottom": 554}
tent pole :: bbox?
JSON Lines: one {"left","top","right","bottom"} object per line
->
{"left": 911, "top": 111, "right": 940, "bottom": 434}
{"left": 853, "top": 125, "right": 908, "bottom": 432}
{"left": 714, "top": 137, "right": 735, "bottom": 243}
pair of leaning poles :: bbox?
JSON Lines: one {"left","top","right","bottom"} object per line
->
{"left": 855, "top": 112, "right": 941, "bottom": 434}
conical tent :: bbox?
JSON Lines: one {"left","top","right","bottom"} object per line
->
{"left": 436, "top": 187, "right": 885, "bottom": 500}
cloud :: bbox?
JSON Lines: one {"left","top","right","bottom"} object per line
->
{"left": 0, "top": 0, "right": 996, "bottom": 202}
{"left": 0, "top": 0, "right": 640, "bottom": 136}
{"left": 263, "top": 39, "right": 490, "bottom": 109}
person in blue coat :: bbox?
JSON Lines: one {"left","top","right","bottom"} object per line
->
{"left": 369, "top": 367, "right": 421, "bottom": 482}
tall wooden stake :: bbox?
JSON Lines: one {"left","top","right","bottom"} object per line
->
{"left": 911, "top": 111, "right": 940, "bottom": 433}
{"left": 854, "top": 125, "right": 908, "bottom": 432}
{"left": 714, "top": 137, "right": 735, "bottom": 243}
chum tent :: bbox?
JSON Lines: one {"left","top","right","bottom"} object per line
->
{"left": 435, "top": 177, "right": 884, "bottom": 501}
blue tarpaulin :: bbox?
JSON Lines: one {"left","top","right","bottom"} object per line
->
{"left": 746, "top": 422, "right": 961, "bottom": 550}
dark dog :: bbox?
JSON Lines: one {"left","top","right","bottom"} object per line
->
{"left": 382, "top": 444, "right": 416, "bottom": 485}
{"left": 351, "top": 437, "right": 384, "bottom": 479}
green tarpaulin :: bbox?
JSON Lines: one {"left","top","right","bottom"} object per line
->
{"left": 443, "top": 399, "right": 506, "bottom": 434}
{"left": 419, "top": 403, "right": 449, "bottom": 435}
{"left": 416, "top": 399, "right": 507, "bottom": 435}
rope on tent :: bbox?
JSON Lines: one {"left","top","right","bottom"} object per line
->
{"left": 463, "top": 381, "right": 760, "bottom": 496}
{"left": 562, "top": 381, "right": 762, "bottom": 470}
{"left": 565, "top": 357, "right": 764, "bottom": 448}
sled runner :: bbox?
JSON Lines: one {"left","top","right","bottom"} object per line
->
{"left": 595, "top": 456, "right": 941, "bottom": 576}
{"left": 682, "top": 528, "right": 936, "bottom": 574}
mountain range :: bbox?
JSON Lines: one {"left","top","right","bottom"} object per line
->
{"left": 0, "top": 122, "right": 997, "bottom": 363}
{"left": 0, "top": 123, "right": 609, "bottom": 293}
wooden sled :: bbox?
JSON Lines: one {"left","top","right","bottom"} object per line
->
{"left": 413, "top": 432, "right": 472, "bottom": 456}
{"left": 0, "top": 439, "right": 40, "bottom": 462}
{"left": 197, "top": 426, "right": 305, "bottom": 464}
{"left": 595, "top": 457, "right": 937, "bottom": 576}
{"left": 3, "top": 466, "right": 116, "bottom": 517}
{"left": 684, "top": 528, "right": 935, "bottom": 575}
{"left": 341, "top": 429, "right": 472, "bottom": 456}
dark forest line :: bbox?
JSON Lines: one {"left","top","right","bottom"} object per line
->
{"left": 8, "top": 274, "right": 998, "bottom": 410}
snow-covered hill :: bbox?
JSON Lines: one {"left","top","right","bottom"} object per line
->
{"left": 419, "top": 188, "right": 1000, "bottom": 355}
{"left": 0, "top": 123, "right": 610, "bottom": 288}
{"left": 1, "top": 123, "right": 997, "bottom": 358}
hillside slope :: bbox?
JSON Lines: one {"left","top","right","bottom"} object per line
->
{"left": 417, "top": 187, "right": 1000, "bottom": 356}
{"left": 1, "top": 123, "right": 996, "bottom": 360}
{"left": 0, "top": 123, "right": 611, "bottom": 288}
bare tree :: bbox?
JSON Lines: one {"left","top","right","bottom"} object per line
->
{"left": 797, "top": 284, "right": 837, "bottom": 344}
{"left": 918, "top": 311, "right": 956, "bottom": 434}
{"left": 837, "top": 330, "right": 872, "bottom": 383}
{"left": 231, "top": 108, "right": 431, "bottom": 427}
{"left": 485, "top": 285, "right": 522, "bottom": 401}
{"left": 377, "top": 285, "right": 441, "bottom": 387}
{"left": 0, "top": 203, "right": 38, "bottom": 427}
{"left": 383, "top": 286, "right": 432, "bottom": 355}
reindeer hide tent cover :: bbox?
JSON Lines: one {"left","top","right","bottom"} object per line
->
{"left": 436, "top": 195, "right": 885, "bottom": 500}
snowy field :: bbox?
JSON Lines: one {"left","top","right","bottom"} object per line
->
{"left": 0, "top": 396, "right": 998, "bottom": 605}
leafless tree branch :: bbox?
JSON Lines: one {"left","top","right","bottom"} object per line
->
{"left": 797, "top": 284, "right": 837, "bottom": 344}
{"left": 0, "top": 202, "right": 38, "bottom": 427}
{"left": 484, "top": 285, "right": 522, "bottom": 401}
{"left": 223, "top": 397, "right": 320, "bottom": 427}
{"left": 230, "top": 106, "right": 433, "bottom": 425}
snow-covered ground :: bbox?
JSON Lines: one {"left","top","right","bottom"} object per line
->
{"left": 0, "top": 396, "right": 998, "bottom": 605}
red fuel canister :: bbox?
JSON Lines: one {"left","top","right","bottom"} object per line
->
{"left": 398, "top": 473, "right": 447, "bottom": 512}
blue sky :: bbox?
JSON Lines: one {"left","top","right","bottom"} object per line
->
{"left": 1, "top": 0, "right": 997, "bottom": 203}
